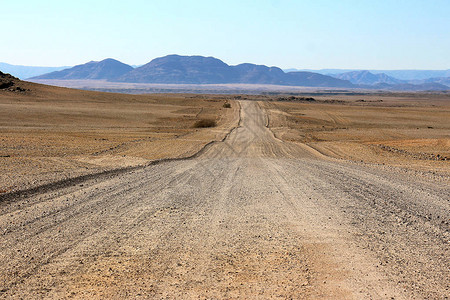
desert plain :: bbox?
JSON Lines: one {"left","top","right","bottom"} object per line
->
{"left": 0, "top": 81, "right": 238, "bottom": 193}
{"left": 0, "top": 80, "right": 449, "bottom": 299}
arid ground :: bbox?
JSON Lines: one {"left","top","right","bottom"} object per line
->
{"left": 262, "top": 93, "right": 450, "bottom": 175}
{"left": 0, "top": 83, "right": 238, "bottom": 193}
{"left": 0, "top": 84, "right": 449, "bottom": 299}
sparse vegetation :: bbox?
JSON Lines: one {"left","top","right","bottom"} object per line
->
{"left": 276, "top": 96, "right": 315, "bottom": 102}
{"left": 262, "top": 93, "right": 450, "bottom": 172}
{"left": 0, "top": 82, "right": 237, "bottom": 192}
{"left": 223, "top": 102, "right": 231, "bottom": 108}
{"left": 193, "top": 119, "right": 217, "bottom": 128}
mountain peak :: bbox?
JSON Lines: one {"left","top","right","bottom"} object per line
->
{"left": 31, "top": 59, "right": 133, "bottom": 80}
{"left": 334, "top": 70, "right": 402, "bottom": 85}
{"left": 117, "top": 55, "right": 233, "bottom": 84}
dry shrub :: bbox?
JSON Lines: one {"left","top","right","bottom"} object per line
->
{"left": 193, "top": 119, "right": 217, "bottom": 128}
{"left": 223, "top": 102, "right": 231, "bottom": 108}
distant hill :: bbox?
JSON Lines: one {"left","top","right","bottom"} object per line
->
{"left": 117, "top": 55, "right": 235, "bottom": 84}
{"left": 332, "top": 70, "right": 449, "bottom": 88}
{"left": 285, "top": 68, "right": 450, "bottom": 81}
{"left": 333, "top": 70, "right": 402, "bottom": 85}
{"left": 378, "top": 70, "right": 450, "bottom": 81}
{"left": 31, "top": 59, "right": 133, "bottom": 80}
{"left": 408, "top": 77, "right": 450, "bottom": 87}
{"left": 426, "top": 77, "right": 450, "bottom": 87}
{"left": 0, "top": 63, "right": 70, "bottom": 80}
{"left": 116, "top": 55, "right": 354, "bottom": 87}
{"left": 330, "top": 70, "right": 448, "bottom": 90}
{"left": 374, "top": 82, "right": 449, "bottom": 91}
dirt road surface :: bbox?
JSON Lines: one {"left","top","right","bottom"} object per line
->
{"left": 1, "top": 101, "right": 448, "bottom": 299}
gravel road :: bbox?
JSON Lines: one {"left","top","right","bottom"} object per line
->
{"left": 0, "top": 101, "right": 448, "bottom": 299}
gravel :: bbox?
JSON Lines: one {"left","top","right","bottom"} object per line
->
{"left": 0, "top": 101, "right": 448, "bottom": 299}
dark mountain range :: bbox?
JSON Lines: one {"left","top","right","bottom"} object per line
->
{"left": 31, "top": 59, "right": 133, "bottom": 80}
{"left": 25, "top": 55, "right": 448, "bottom": 90}
{"left": 116, "top": 55, "right": 354, "bottom": 87}
{"left": 333, "top": 70, "right": 402, "bottom": 85}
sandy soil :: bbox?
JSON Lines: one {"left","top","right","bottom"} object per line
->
{"left": 0, "top": 100, "right": 448, "bottom": 299}
{"left": 261, "top": 93, "right": 450, "bottom": 176}
{"left": 0, "top": 84, "right": 238, "bottom": 193}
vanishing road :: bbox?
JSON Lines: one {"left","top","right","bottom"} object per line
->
{"left": 0, "top": 101, "right": 448, "bottom": 299}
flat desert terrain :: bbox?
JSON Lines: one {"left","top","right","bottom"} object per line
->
{"left": 262, "top": 93, "right": 450, "bottom": 175}
{"left": 0, "top": 82, "right": 449, "bottom": 299}
{"left": 0, "top": 81, "right": 238, "bottom": 193}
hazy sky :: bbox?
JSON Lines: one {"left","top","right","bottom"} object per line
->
{"left": 1, "top": 0, "right": 449, "bottom": 69}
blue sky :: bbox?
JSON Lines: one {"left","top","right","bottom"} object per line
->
{"left": 1, "top": 0, "right": 449, "bottom": 69}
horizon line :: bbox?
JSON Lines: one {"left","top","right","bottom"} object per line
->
{"left": 1, "top": 57, "right": 449, "bottom": 72}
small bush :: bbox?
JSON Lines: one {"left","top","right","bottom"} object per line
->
{"left": 193, "top": 119, "right": 217, "bottom": 128}
{"left": 223, "top": 102, "right": 231, "bottom": 108}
